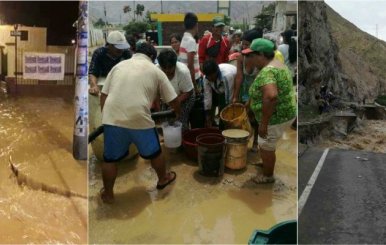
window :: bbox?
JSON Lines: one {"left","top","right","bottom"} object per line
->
{"left": 20, "top": 31, "right": 28, "bottom": 41}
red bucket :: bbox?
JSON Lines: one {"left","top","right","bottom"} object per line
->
{"left": 182, "top": 128, "right": 221, "bottom": 160}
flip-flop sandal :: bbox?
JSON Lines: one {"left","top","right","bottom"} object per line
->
{"left": 99, "top": 187, "right": 114, "bottom": 204}
{"left": 156, "top": 171, "right": 177, "bottom": 190}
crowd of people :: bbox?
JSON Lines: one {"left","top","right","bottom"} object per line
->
{"left": 89, "top": 12, "right": 297, "bottom": 203}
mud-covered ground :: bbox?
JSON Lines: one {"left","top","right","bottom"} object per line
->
{"left": 88, "top": 127, "right": 297, "bottom": 244}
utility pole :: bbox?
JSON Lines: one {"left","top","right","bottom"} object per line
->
{"left": 12, "top": 24, "right": 20, "bottom": 94}
{"left": 376, "top": 24, "right": 378, "bottom": 38}
{"left": 14, "top": 25, "right": 17, "bottom": 92}
{"left": 161, "top": 0, "right": 163, "bottom": 14}
{"left": 104, "top": 3, "right": 107, "bottom": 41}
{"left": 73, "top": 0, "right": 88, "bottom": 160}
{"left": 133, "top": 0, "right": 136, "bottom": 21}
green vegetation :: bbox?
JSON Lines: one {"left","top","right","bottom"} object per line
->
{"left": 375, "top": 95, "right": 386, "bottom": 106}
{"left": 123, "top": 21, "right": 151, "bottom": 36}
{"left": 134, "top": 4, "right": 145, "bottom": 21}
{"left": 94, "top": 18, "right": 107, "bottom": 27}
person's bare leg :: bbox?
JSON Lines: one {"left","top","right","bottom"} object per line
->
{"left": 252, "top": 128, "right": 259, "bottom": 152}
{"left": 260, "top": 148, "right": 276, "bottom": 177}
{"left": 150, "top": 153, "right": 174, "bottom": 185}
{"left": 101, "top": 162, "right": 117, "bottom": 203}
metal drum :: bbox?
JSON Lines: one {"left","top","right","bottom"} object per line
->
{"left": 222, "top": 129, "right": 250, "bottom": 170}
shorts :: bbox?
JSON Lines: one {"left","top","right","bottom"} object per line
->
{"left": 258, "top": 118, "right": 295, "bottom": 151}
{"left": 103, "top": 125, "right": 161, "bottom": 162}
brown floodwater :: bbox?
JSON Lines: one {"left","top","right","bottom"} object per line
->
{"left": 89, "top": 127, "right": 297, "bottom": 243}
{"left": 0, "top": 82, "right": 87, "bottom": 243}
{"left": 320, "top": 119, "right": 386, "bottom": 153}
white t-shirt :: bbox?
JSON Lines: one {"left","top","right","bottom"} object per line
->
{"left": 101, "top": 53, "right": 177, "bottom": 129}
{"left": 179, "top": 32, "right": 201, "bottom": 80}
{"left": 278, "top": 43, "right": 296, "bottom": 76}
{"left": 203, "top": 63, "right": 236, "bottom": 110}
{"left": 157, "top": 62, "right": 194, "bottom": 95}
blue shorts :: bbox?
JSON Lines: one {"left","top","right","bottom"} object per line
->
{"left": 103, "top": 125, "right": 161, "bottom": 162}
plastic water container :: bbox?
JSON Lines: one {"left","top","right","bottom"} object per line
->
{"left": 162, "top": 121, "right": 182, "bottom": 148}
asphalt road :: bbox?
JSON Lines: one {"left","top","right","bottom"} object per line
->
{"left": 298, "top": 148, "right": 386, "bottom": 244}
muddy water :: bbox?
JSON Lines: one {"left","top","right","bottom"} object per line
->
{"left": 0, "top": 82, "right": 87, "bottom": 243}
{"left": 320, "top": 120, "right": 386, "bottom": 153}
{"left": 89, "top": 128, "right": 297, "bottom": 243}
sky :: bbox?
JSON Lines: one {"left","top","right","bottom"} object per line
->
{"left": 88, "top": 1, "right": 270, "bottom": 25}
{"left": 325, "top": 0, "right": 386, "bottom": 42}
{"left": 0, "top": 1, "right": 79, "bottom": 45}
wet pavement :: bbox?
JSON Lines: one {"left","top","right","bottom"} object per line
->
{"left": 89, "top": 128, "right": 297, "bottom": 244}
{"left": 0, "top": 82, "right": 87, "bottom": 243}
{"left": 299, "top": 148, "right": 386, "bottom": 243}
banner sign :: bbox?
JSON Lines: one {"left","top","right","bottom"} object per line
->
{"left": 23, "top": 52, "right": 65, "bottom": 80}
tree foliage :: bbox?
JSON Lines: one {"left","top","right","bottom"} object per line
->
{"left": 123, "top": 5, "right": 131, "bottom": 14}
{"left": 145, "top": 11, "right": 158, "bottom": 30}
{"left": 94, "top": 18, "right": 107, "bottom": 27}
{"left": 123, "top": 21, "right": 150, "bottom": 36}
{"left": 224, "top": 15, "right": 231, "bottom": 26}
{"left": 254, "top": 2, "right": 276, "bottom": 31}
{"left": 134, "top": 4, "right": 145, "bottom": 21}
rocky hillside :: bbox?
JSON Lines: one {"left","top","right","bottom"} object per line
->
{"left": 298, "top": 1, "right": 340, "bottom": 106}
{"left": 299, "top": 1, "right": 386, "bottom": 106}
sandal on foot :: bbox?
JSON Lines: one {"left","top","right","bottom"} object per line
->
{"left": 156, "top": 171, "right": 177, "bottom": 190}
{"left": 100, "top": 188, "right": 114, "bottom": 204}
{"left": 252, "top": 175, "right": 275, "bottom": 184}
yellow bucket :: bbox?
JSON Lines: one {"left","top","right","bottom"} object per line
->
{"left": 222, "top": 129, "right": 250, "bottom": 170}
{"left": 220, "top": 103, "right": 252, "bottom": 135}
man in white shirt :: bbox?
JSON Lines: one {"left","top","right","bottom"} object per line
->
{"left": 157, "top": 49, "right": 195, "bottom": 132}
{"left": 202, "top": 59, "right": 236, "bottom": 127}
{"left": 179, "top": 12, "right": 202, "bottom": 93}
{"left": 100, "top": 43, "right": 180, "bottom": 203}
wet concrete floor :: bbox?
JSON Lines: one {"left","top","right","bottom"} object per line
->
{"left": 89, "top": 127, "right": 297, "bottom": 243}
{"left": 0, "top": 82, "right": 87, "bottom": 243}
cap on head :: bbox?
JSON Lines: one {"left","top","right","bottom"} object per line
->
{"left": 241, "top": 38, "right": 274, "bottom": 55}
{"left": 107, "top": 31, "right": 130, "bottom": 50}
{"left": 212, "top": 16, "right": 225, "bottom": 27}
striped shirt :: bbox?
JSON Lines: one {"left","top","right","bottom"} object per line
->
{"left": 178, "top": 32, "right": 201, "bottom": 80}
{"left": 89, "top": 46, "right": 132, "bottom": 78}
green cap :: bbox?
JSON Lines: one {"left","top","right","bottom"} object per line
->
{"left": 212, "top": 16, "right": 225, "bottom": 27}
{"left": 241, "top": 38, "right": 274, "bottom": 54}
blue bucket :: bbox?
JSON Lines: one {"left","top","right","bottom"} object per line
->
{"left": 248, "top": 220, "right": 297, "bottom": 244}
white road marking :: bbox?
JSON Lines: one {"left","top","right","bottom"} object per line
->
{"left": 298, "top": 148, "right": 330, "bottom": 215}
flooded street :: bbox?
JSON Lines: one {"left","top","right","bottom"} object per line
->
{"left": 0, "top": 82, "right": 87, "bottom": 243}
{"left": 89, "top": 128, "right": 297, "bottom": 243}
{"left": 319, "top": 120, "right": 386, "bottom": 153}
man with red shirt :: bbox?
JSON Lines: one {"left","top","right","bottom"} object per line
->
{"left": 198, "top": 17, "right": 230, "bottom": 70}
